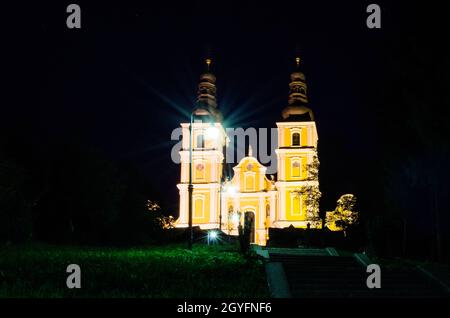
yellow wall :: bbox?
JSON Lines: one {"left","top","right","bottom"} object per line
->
{"left": 193, "top": 160, "right": 213, "bottom": 183}
{"left": 284, "top": 156, "right": 307, "bottom": 181}
{"left": 284, "top": 190, "right": 306, "bottom": 221}
{"left": 193, "top": 191, "right": 210, "bottom": 222}
{"left": 237, "top": 158, "right": 265, "bottom": 192}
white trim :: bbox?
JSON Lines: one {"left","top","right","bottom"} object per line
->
{"left": 308, "top": 126, "right": 313, "bottom": 146}
{"left": 211, "top": 157, "right": 217, "bottom": 182}
{"left": 231, "top": 191, "right": 271, "bottom": 198}
{"left": 241, "top": 205, "right": 256, "bottom": 213}
{"left": 279, "top": 187, "right": 286, "bottom": 220}
{"left": 177, "top": 183, "right": 221, "bottom": 190}
{"left": 269, "top": 191, "right": 276, "bottom": 226}
{"left": 278, "top": 125, "right": 283, "bottom": 147}
{"left": 258, "top": 167, "right": 265, "bottom": 189}
{"left": 235, "top": 168, "right": 241, "bottom": 190}
{"left": 179, "top": 150, "right": 224, "bottom": 160}
{"left": 275, "top": 148, "right": 316, "bottom": 154}
{"left": 176, "top": 222, "right": 220, "bottom": 230}
{"left": 258, "top": 196, "right": 264, "bottom": 229}
{"left": 275, "top": 180, "right": 319, "bottom": 187}
{"left": 271, "top": 220, "right": 321, "bottom": 228}
{"left": 276, "top": 121, "right": 317, "bottom": 127}
{"left": 179, "top": 189, "right": 187, "bottom": 223}
{"left": 210, "top": 187, "right": 216, "bottom": 224}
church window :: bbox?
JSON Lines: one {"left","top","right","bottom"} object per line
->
{"left": 194, "top": 161, "right": 206, "bottom": 180}
{"left": 196, "top": 134, "right": 204, "bottom": 148}
{"left": 292, "top": 132, "right": 300, "bottom": 146}
{"left": 292, "top": 159, "right": 301, "bottom": 178}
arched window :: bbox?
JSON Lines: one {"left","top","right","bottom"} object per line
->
{"left": 292, "top": 159, "right": 301, "bottom": 178}
{"left": 292, "top": 132, "right": 300, "bottom": 146}
{"left": 196, "top": 134, "right": 204, "bottom": 148}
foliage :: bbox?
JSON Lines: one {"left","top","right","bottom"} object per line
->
{"left": 326, "top": 194, "right": 359, "bottom": 233}
{"left": 146, "top": 200, "right": 175, "bottom": 230}
{"left": 306, "top": 151, "right": 320, "bottom": 182}
{"left": 292, "top": 151, "right": 321, "bottom": 224}
{"left": 0, "top": 134, "right": 171, "bottom": 246}
{"left": 0, "top": 244, "right": 268, "bottom": 298}
{"left": 300, "top": 185, "right": 322, "bottom": 222}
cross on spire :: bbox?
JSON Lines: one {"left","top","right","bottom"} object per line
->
{"left": 206, "top": 58, "right": 212, "bottom": 72}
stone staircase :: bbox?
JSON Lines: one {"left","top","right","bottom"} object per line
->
{"left": 267, "top": 250, "right": 448, "bottom": 298}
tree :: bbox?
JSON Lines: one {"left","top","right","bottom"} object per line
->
{"left": 326, "top": 194, "right": 359, "bottom": 235}
{"left": 0, "top": 159, "right": 32, "bottom": 243}
{"left": 292, "top": 151, "right": 322, "bottom": 226}
{"left": 147, "top": 200, "right": 175, "bottom": 230}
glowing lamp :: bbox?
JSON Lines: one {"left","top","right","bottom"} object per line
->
{"left": 205, "top": 126, "right": 219, "bottom": 140}
{"left": 208, "top": 230, "right": 218, "bottom": 240}
{"left": 226, "top": 185, "right": 237, "bottom": 195}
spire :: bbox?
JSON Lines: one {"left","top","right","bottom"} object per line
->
{"left": 205, "top": 58, "right": 212, "bottom": 72}
{"left": 196, "top": 57, "right": 217, "bottom": 108}
{"left": 281, "top": 54, "right": 314, "bottom": 121}
{"left": 193, "top": 56, "right": 223, "bottom": 122}
{"left": 288, "top": 55, "right": 308, "bottom": 106}
{"left": 295, "top": 56, "right": 301, "bottom": 69}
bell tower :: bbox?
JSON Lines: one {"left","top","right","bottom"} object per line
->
{"left": 274, "top": 56, "right": 321, "bottom": 228}
{"left": 176, "top": 59, "right": 227, "bottom": 230}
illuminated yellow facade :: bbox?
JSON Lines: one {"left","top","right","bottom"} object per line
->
{"left": 176, "top": 59, "right": 321, "bottom": 245}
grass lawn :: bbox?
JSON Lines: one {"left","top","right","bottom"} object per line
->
{"left": 0, "top": 243, "right": 269, "bottom": 298}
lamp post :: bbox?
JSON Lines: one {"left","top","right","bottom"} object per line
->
{"left": 188, "top": 112, "right": 194, "bottom": 250}
{"left": 188, "top": 111, "right": 220, "bottom": 250}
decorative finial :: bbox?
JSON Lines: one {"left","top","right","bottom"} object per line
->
{"left": 248, "top": 145, "right": 253, "bottom": 157}
{"left": 206, "top": 58, "right": 212, "bottom": 72}
{"left": 295, "top": 56, "right": 301, "bottom": 68}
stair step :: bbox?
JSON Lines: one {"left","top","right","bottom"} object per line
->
{"left": 269, "top": 253, "right": 446, "bottom": 298}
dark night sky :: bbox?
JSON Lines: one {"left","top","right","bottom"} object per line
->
{"left": 4, "top": 1, "right": 446, "bottom": 214}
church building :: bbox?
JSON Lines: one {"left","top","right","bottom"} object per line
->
{"left": 175, "top": 57, "right": 322, "bottom": 245}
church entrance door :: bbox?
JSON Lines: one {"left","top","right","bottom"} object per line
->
{"left": 244, "top": 211, "right": 255, "bottom": 243}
